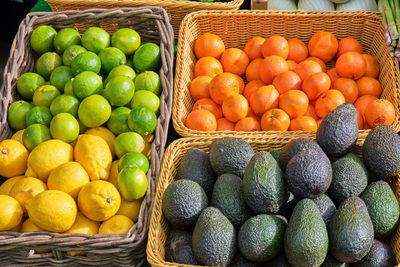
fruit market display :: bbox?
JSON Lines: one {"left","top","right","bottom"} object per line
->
{"left": 185, "top": 31, "right": 395, "bottom": 132}
{"left": 268, "top": 0, "right": 378, "bottom": 11}
{"left": 162, "top": 103, "right": 400, "bottom": 266}
{"left": 379, "top": 0, "right": 400, "bottom": 60}
{"left": 0, "top": 24, "right": 164, "bottom": 239}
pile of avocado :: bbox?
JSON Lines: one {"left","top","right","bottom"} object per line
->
{"left": 161, "top": 103, "right": 400, "bottom": 267}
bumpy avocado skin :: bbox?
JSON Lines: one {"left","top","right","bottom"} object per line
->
{"left": 165, "top": 229, "right": 197, "bottom": 265}
{"left": 313, "top": 193, "right": 336, "bottom": 225}
{"left": 352, "top": 239, "right": 396, "bottom": 267}
{"left": 278, "top": 138, "right": 322, "bottom": 171}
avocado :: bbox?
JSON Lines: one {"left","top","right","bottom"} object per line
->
{"left": 328, "top": 197, "right": 374, "bottom": 263}
{"left": 278, "top": 191, "right": 299, "bottom": 220}
{"left": 285, "top": 148, "right": 332, "bottom": 199}
{"left": 284, "top": 199, "right": 329, "bottom": 267}
{"left": 165, "top": 229, "right": 197, "bottom": 265}
{"left": 229, "top": 252, "right": 261, "bottom": 267}
{"left": 316, "top": 103, "right": 359, "bottom": 158}
{"left": 162, "top": 179, "right": 208, "bottom": 230}
{"left": 321, "top": 255, "right": 349, "bottom": 267}
{"left": 313, "top": 194, "right": 336, "bottom": 225}
{"left": 363, "top": 124, "right": 400, "bottom": 180}
{"left": 192, "top": 207, "right": 236, "bottom": 266}
{"left": 176, "top": 148, "right": 217, "bottom": 199}
{"left": 328, "top": 154, "right": 368, "bottom": 204}
{"left": 242, "top": 151, "right": 287, "bottom": 214}
{"left": 209, "top": 137, "right": 254, "bottom": 177}
{"left": 271, "top": 150, "right": 281, "bottom": 163}
{"left": 265, "top": 254, "right": 291, "bottom": 266}
{"left": 211, "top": 173, "right": 253, "bottom": 228}
{"left": 238, "top": 214, "right": 286, "bottom": 262}
{"left": 278, "top": 138, "right": 322, "bottom": 171}
{"left": 353, "top": 239, "right": 396, "bottom": 267}
{"left": 361, "top": 180, "right": 400, "bottom": 238}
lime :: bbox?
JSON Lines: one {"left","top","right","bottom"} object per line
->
{"left": 118, "top": 152, "right": 149, "bottom": 173}
{"left": 106, "top": 107, "right": 131, "bottom": 135}
{"left": 33, "top": 85, "right": 61, "bottom": 107}
{"left": 111, "top": 28, "right": 141, "bottom": 56}
{"left": 125, "top": 58, "right": 134, "bottom": 69}
{"left": 128, "top": 106, "right": 157, "bottom": 136}
{"left": 25, "top": 106, "right": 52, "bottom": 127}
{"left": 105, "top": 65, "right": 136, "bottom": 85}
{"left": 134, "top": 71, "right": 162, "bottom": 96}
{"left": 114, "top": 132, "right": 145, "bottom": 159}
{"left": 81, "top": 27, "right": 110, "bottom": 53}
{"left": 50, "top": 66, "right": 73, "bottom": 92}
{"left": 22, "top": 124, "right": 51, "bottom": 151}
{"left": 71, "top": 51, "right": 101, "bottom": 76}
{"left": 72, "top": 71, "right": 103, "bottom": 100}
{"left": 133, "top": 43, "right": 161, "bottom": 73}
{"left": 50, "top": 95, "right": 80, "bottom": 116}
{"left": 64, "top": 79, "right": 74, "bottom": 96}
{"left": 7, "top": 101, "right": 32, "bottom": 130}
{"left": 131, "top": 90, "right": 160, "bottom": 115}
{"left": 98, "top": 47, "right": 126, "bottom": 74}
{"left": 30, "top": 25, "right": 57, "bottom": 54}
{"left": 117, "top": 167, "right": 147, "bottom": 201}
{"left": 16, "top": 72, "right": 45, "bottom": 100}
{"left": 101, "top": 76, "right": 135, "bottom": 106}
{"left": 62, "top": 45, "right": 87, "bottom": 66}
{"left": 34, "top": 52, "right": 62, "bottom": 79}
{"left": 50, "top": 113, "right": 79, "bottom": 143}
{"left": 53, "top": 28, "right": 81, "bottom": 54}
{"left": 78, "top": 94, "right": 111, "bottom": 128}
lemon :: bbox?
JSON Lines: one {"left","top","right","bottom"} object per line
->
{"left": 0, "top": 195, "right": 23, "bottom": 231}
{"left": 74, "top": 134, "right": 112, "bottom": 181}
{"left": 26, "top": 139, "right": 73, "bottom": 182}
{"left": 9, "top": 177, "right": 47, "bottom": 213}
{"left": 108, "top": 160, "right": 119, "bottom": 187}
{"left": 66, "top": 212, "right": 99, "bottom": 235}
{"left": 47, "top": 162, "right": 90, "bottom": 199}
{"left": 78, "top": 180, "right": 121, "bottom": 221}
{"left": 21, "top": 218, "right": 43, "bottom": 232}
{"left": 0, "top": 139, "right": 29, "bottom": 178}
{"left": 117, "top": 197, "right": 142, "bottom": 223}
{"left": 9, "top": 222, "right": 22, "bottom": 232}
{"left": 98, "top": 215, "right": 134, "bottom": 235}
{"left": 0, "top": 176, "right": 24, "bottom": 195}
{"left": 11, "top": 130, "right": 25, "bottom": 144}
{"left": 85, "top": 127, "right": 116, "bottom": 158}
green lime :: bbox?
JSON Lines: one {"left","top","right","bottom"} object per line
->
{"left": 62, "top": 45, "right": 87, "bottom": 66}
{"left": 134, "top": 71, "right": 162, "bottom": 96}
{"left": 101, "top": 76, "right": 135, "bottom": 106}
{"left": 30, "top": 25, "right": 57, "bottom": 54}
{"left": 106, "top": 107, "right": 131, "bottom": 135}
{"left": 64, "top": 79, "right": 74, "bottom": 96}
{"left": 22, "top": 124, "right": 51, "bottom": 151}
{"left": 117, "top": 166, "right": 147, "bottom": 201}
{"left": 33, "top": 85, "right": 61, "bottom": 107}
{"left": 50, "top": 66, "right": 73, "bottom": 92}
{"left": 118, "top": 152, "right": 149, "bottom": 173}
{"left": 53, "top": 28, "right": 81, "bottom": 54}
{"left": 111, "top": 28, "right": 141, "bottom": 56}
{"left": 50, "top": 94, "right": 80, "bottom": 116}
{"left": 81, "top": 27, "right": 110, "bottom": 53}
{"left": 131, "top": 90, "right": 160, "bottom": 115}
{"left": 105, "top": 65, "right": 136, "bottom": 85}
{"left": 25, "top": 106, "right": 52, "bottom": 127}
{"left": 50, "top": 113, "right": 79, "bottom": 143}
{"left": 72, "top": 71, "right": 103, "bottom": 100}
{"left": 133, "top": 43, "right": 161, "bottom": 73}
{"left": 78, "top": 94, "right": 111, "bottom": 128}
{"left": 114, "top": 132, "right": 145, "bottom": 158}
{"left": 71, "top": 51, "right": 101, "bottom": 76}
{"left": 98, "top": 47, "right": 126, "bottom": 74}
{"left": 128, "top": 106, "right": 157, "bottom": 136}
{"left": 7, "top": 100, "right": 32, "bottom": 130}
{"left": 16, "top": 72, "right": 45, "bottom": 100}
{"left": 34, "top": 52, "right": 62, "bottom": 79}
{"left": 125, "top": 58, "right": 134, "bottom": 69}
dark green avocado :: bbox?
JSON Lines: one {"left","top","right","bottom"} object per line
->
{"left": 165, "top": 229, "right": 197, "bottom": 265}
{"left": 313, "top": 193, "right": 336, "bottom": 225}
{"left": 352, "top": 239, "right": 396, "bottom": 267}
{"left": 278, "top": 138, "right": 322, "bottom": 171}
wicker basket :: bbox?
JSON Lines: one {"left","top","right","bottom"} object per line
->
{"left": 0, "top": 7, "right": 174, "bottom": 266}
{"left": 147, "top": 137, "right": 400, "bottom": 266}
{"left": 173, "top": 10, "right": 400, "bottom": 140}
{"left": 45, "top": 0, "right": 244, "bottom": 38}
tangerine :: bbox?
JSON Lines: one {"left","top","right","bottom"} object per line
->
{"left": 192, "top": 98, "right": 223, "bottom": 119}
{"left": 185, "top": 109, "right": 217, "bottom": 131}
{"left": 327, "top": 68, "right": 341, "bottom": 88}
{"left": 259, "top": 56, "right": 289, "bottom": 84}
{"left": 362, "top": 54, "right": 380, "bottom": 79}
{"left": 244, "top": 37, "right": 265, "bottom": 60}
{"left": 304, "top": 104, "right": 319, "bottom": 121}
{"left": 216, "top": 118, "right": 235, "bottom": 131}
{"left": 272, "top": 71, "right": 301, "bottom": 94}
{"left": 194, "top": 56, "right": 223, "bottom": 78}
{"left": 279, "top": 90, "right": 309, "bottom": 119}
{"left": 190, "top": 76, "right": 212, "bottom": 101}
{"left": 308, "top": 31, "right": 338, "bottom": 62}
{"left": 365, "top": 99, "right": 396, "bottom": 127}
{"left": 222, "top": 94, "right": 249, "bottom": 122}
{"left": 287, "top": 60, "right": 298, "bottom": 71}
{"left": 333, "top": 78, "right": 359, "bottom": 103}
{"left": 294, "top": 60, "right": 322, "bottom": 81}
{"left": 337, "top": 37, "right": 363, "bottom": 57}
{"left": 220, "top": 48, "right": 249, "bottom": 76}
{"left": 234, "top": 117, "right": 261, "bottom": 131}
{"left": 315, "top": 89, "right": 346, "bottom": 118}
{"left": 306, "top": 57, "right": 327, "bottom": 72}
{"left": 287, "top": 39, "right": 308, "bottom": 63}
{"left": 356, "top": 77, "right": 382, "bottom": 98}
{"left": 302, "top": 72, "right": 331, "bottom": 101}
{"left": 289, "top": 116, "right": 317, "bottom": 131}
{"left": 249, "top": 85, "right": 279, "bottom": 116}
{"left": 243, "top": 80, "right": 266, "bottom": 100}
{"left": 208, "top": 72, "right": 240, "bottom": 105}
{"left": 354, "top": 95, "right": 378, "bottom": 118}
{"left": 194, "top": 33, "right": 225, "bottom": 59}
{"left": 336, "top": 52, "right": 366, "bottom": 80}
{"left": 246, "top": 58, "right": 263, "bottom": 81}
{"left": 261, "top": 108, "right": 290, "bottom": 131}
{"left": 262, "top": 35, "right": 289, "bottom": 59}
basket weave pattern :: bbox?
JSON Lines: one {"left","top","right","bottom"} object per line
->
{"left": 0, "top": 7, "right": 174, "bottom": 266}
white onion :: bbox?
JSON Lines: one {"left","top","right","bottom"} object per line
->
{"left": 336, "top": 0, "right": 378, "bottom": 11}
{"left": 298, "top": 0, "right": 335, "bottom": 11}
{"left": 268, "top": 0, "right": 297, "bottom": 10}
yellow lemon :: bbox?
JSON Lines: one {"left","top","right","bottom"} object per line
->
{"left": 47, "top": 162, "right": 90, "bottom": 199}
{"left": 74, "top": 134, "right": 112, "bottom": 181}
{"left": 98, "top": 215, "right": 134, "bottom": 235}
{"left": 85, "top": 127, "right": 116, "bottom": 158}
{"left": 78, "top": 180, "right": 121, "bottom": 222}
{"left": 26, "top": 139, "right": 73, "bottom": 182}
{"left": 9, "top": 222, "right": 22, "bottom": 232}
{"left": 116, "top": 197, "right": 142, "bottom": 223}
{"left": 0, "top": 139, "right": 29, "bottom": 178}
{"left": 0, "top": 176, "right": 25, "bottom": 195}
{"left": 0, "top": 195, "right": 23, "bottom": 231}
{"left": 25, "top": 190, "right": 77, "bottom": 233}
{"left": 21, "top": 218, "right": 44, "bottom": 232}
{"left": 11, "top": 129, "right": 25, "bottom": 144}
{"left": 142, "top": 134, "right": 153, "bottom": 159}
{"left": 108, "top": 160, "right": 119, "bottom": 186}
{"left": 9, "top": 177, "right": 47, "bottom": 213}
